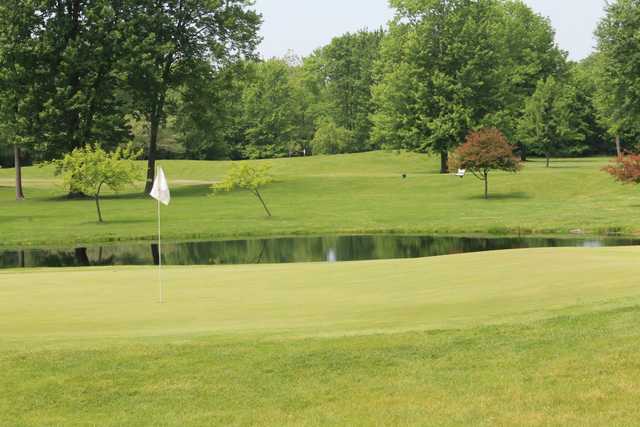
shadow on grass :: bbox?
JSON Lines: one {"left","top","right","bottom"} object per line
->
{"left": 79, "top": 218, "right": 153, "bottom": 226}
{"left": 526, "top": 158, "right": 608, "bottom": 169}
{"left": 101, "top": 218, "right": 154, "bottom": 225}
{"left": 0, "top": 215, "right": 32, "bottom": 223}
{"left": 168, "top": 185, "right": 211, "bottom": 198}
{"left": 538, "top": 165, "right": 591, "bottom": 170}
{"left": 467, "top": 192, "right": 530, "bottom": 201}
{"left": 43, "top": 185, "right": 211, "bottom": 202}
{"left": 106, "top": 184, "right": 211, "bottom": 199}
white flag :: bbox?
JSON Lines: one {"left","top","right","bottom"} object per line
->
{"left": 150, "top": 166, "right": 171, "bottom": 206}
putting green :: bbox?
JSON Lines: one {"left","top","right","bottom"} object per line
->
{"left": 2, "top": 247, "right": 640, "bottom": 342}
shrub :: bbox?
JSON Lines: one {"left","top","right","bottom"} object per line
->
{"left": 311, "top": 120, "right": 354, "bottom": 155}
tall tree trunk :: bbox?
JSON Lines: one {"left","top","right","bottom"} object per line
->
{"left": 615, "top": 135, "right": 622, "bottom": 159}
{"left": 144, "top": 54, "right": 173, "bottom": 194}
{"left": 66, "top": 0, "right": 83, "bottom": 150}
{"left": 545, "top": 153, "right": 550, "bottom": 168}
{"left": 145, "top": 115, "right": 160, "bottom": 193}
{"left": 14, "top": 145, "right": 24, "bottom": 200}
{"left": 484, "top": 171, "right": 489, "bottom": 200}
{"left": 519, "top": 144, "right": 527, "bottom": 162}
{"left": 440, "top": 150, "right": 449, "bottom": 174}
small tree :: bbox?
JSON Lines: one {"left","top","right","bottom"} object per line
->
{"left": 603, "top": 154, "right": 640, "bottom": 184}
{"left": 54, "top": 144, "right": 142, "bottom": 222}
{"left": 450, "top": 128, "right": 522, "bottom": 199}
{"left": 212, "top": 163, "right": 274, "bottom": 217}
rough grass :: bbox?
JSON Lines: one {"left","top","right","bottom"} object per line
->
{"left": 0, "top": 152, "right": 636, "bottom": 247}
{"left": 2, "top": 248, "right": 640, "bottom": 425}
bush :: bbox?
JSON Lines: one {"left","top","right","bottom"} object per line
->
{"left": 311, "top": 120, "right": 354, "bottom": 155}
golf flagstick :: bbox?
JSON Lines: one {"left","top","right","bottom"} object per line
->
{"left": 150, "top": 165, "right": 171, "bottom": 303}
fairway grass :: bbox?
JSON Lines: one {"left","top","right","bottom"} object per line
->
{"left": 1, "top": 152, "right": 639, "bottom": 247}
{"left": 2, "top": 248, "right": 640, "bottom": 425}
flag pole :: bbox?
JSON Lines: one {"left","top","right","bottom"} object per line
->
{"left": 151, "top": 164, "right": 170, "bottom": 303}
{"left": 157, "top": 165, "right": 163, "bottom": 304}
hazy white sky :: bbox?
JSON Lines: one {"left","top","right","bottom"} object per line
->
{"left": 254, "top": 0, "right": 607, "bottom": 61}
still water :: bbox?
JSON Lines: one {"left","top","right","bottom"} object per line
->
{"left": 1, "top": 235, "right": 639, "bottom": 269}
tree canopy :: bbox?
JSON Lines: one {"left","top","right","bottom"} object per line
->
{"left": 372, "top": 0, "right": 562, "bottom": 173}
{"left": 305, "top": 29, "right": 384, "bottom": 152}
{"left": 517, "top": 76, "right": 587, "bottom": 167}
{"left": 122, "top": 0, "right": 261, "bottom": 191}
{"left": 595, "top": 0, "right": 640, "bottom": 145}
{"left": 2, "top": 0, "right": 640, "bottom": 203}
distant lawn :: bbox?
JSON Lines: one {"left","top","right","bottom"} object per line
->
{"left": 0, "top": 151, "right": 636, "bottom": 247}
{"left": 2, "top": 247, "right": 640, "bottom": 425}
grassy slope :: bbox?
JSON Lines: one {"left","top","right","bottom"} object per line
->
{"left": 2, "top": 248, "right": 640, "bottom": 425}
{"left": 1, "top": 152, "right": 638, "bottom": 247}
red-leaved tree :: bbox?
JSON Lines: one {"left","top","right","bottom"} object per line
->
{"left": 450, "top": 128, "right": 522, "bottom": 199}
{"left": 603, "top": 154, "right": 640, "bottom": 184}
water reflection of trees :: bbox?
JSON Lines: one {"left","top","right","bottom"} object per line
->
{"left": 2, "top": 236, "right": 640, "bottom": 269}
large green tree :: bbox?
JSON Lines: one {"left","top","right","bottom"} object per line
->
{"left": 0, "top": 0, "right": 46, "bottom": 200}
{"left": 36, "top": 0, "right": 132, "bottom": 159}
{"left": 373, "top": 0, "right": 508, "bottom": 173}
{"left": 517, "top": 76, "right": 586, "bottom": 167}
{"left": 176, "top": 61, "right": 248, "bottom": 160}
{"left": 372, "top": 0, "right": 564, "bottom": 172}
{"left": 595, "top": 0, "right": 640, "bottom": 156}
{"left": 288, "top": 56, "right": 319, "bottom": 156}
{"left": 569, "top": 57, "right": 609, "bottom": 155}
{"left": 122, "top": 0, "right": 261, "bottom": 192}
{"left": 305, "top": 29, "right": 384, "bottom": 152}
{"left": 488, "top": 0, "right": 566, "bottom": 158}
{"left": 239, "top": 59, "right": 299, "bottom": 159}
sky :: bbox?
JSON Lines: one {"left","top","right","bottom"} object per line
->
{"left": 254, "top": 0, "right": 607, "bottom": 61}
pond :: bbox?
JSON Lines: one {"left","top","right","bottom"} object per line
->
{"left": 1, "top": 234, "right": 639, "bottom": 269}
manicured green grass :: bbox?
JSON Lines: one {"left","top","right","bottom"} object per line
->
{"left": 2, "top": 247, "right": 640, "bottom": 339}
{"left": 2, "top": 248, "right": 640, "bottom": 425}
{"left": 0, "top": 152, "right": 637, "bottom": 247}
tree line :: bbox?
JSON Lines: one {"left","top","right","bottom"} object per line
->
{"left": 2, "top": 0, "right": 640, "bottom": 198}
{"left": 0, "top": 0, "right": 261, "bottom": 198}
